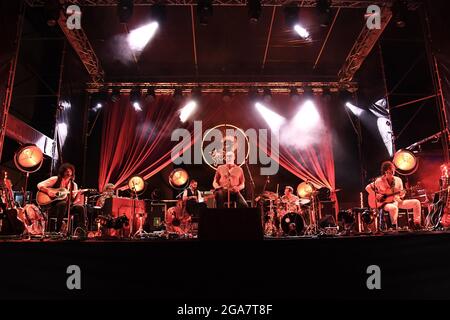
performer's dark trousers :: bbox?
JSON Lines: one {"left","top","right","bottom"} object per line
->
{"left": 186, "top": 200, "right": 207, "bottom": 219}
{"left": 214, "top": 190, "right": 248, "bottom": 208}
{"left": 49, "top": 200, "right": 85, "bottom": 232}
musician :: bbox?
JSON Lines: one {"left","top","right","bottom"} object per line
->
{"left": 182, "top": 180, "right": 206, "bottom": 217}
{"left": 366, "top": 161, "right": 421, "bottom": 230}
{"left": 96, "top": 183, "right": 115, "bottom": 208}
{"left": 213, "top": 152, "right": 248, "bottom": 208}
{"left": 280, "top": 186, "right": 300, "bottom": 213}
{"left": 37, "top": 163, "right": 85, "bottom": 233}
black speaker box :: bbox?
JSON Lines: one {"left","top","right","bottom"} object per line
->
{"left": 0, "top": 209, "right": 25, "bottom": 235}
{"left": 198, "top": 208, "right": 263, "bottom": 240}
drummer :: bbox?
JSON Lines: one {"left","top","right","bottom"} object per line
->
{"left": 280, "top": 186, "right": 301, "bottom": 213}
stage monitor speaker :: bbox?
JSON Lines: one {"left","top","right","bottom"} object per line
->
{"left": 144, "top": 201, "right": 166, "bottom": 232}
{"left": 0, "top": 209, "right": 25, "bottom": 235}
{"left": 198, "top": 208, "right": 263, "bottom": 240}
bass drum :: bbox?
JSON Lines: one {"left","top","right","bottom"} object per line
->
{"left": 281, "top": 212, "right": 305, "bottom": 236}
{"left": 18, "top": 204, "right": 46, "bottom": 235}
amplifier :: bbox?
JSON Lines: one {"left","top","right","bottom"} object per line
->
{"left": 103, "top": 197, "right": 146, "bottom": 236}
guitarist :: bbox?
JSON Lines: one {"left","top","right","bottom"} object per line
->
{"left": 366, "top": 161, "right": 421, "bottom": 230}
{"left": 37, "top": 163, "right": 85, "bottom": 233}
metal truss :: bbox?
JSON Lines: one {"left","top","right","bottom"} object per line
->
{"left": 85, "top": 81, "right": 358, "bottom": 93}
{"left": 57, "top": 12, "right": 104, "bottom": 83}
{"left": 338, "top": 5, "right": 392, "bottom": 83}
{"left": 27, "top": 0, "right": 395, "bottom": 8}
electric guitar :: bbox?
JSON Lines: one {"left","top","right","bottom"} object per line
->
{"left": 367, "top": 189, "right": 406, "bottom": 209}
{"left": 36, "top": 188, "right": 96, "bottom": 206}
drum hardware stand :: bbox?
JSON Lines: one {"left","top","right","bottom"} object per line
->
{"left": 131, "top": 182, "right": 148, "bottom": 238}
{"left": 304, "top": 194, "right": 319, "bottom": 236}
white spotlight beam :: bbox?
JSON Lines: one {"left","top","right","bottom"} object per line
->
{"left": 294, "top": 24, "right": 310, "bottom": 39}
{"left": 293, "top": 100, "right": 320, "bottom": 130}
{"left": 255, "top": 102, "right": 286, "bottom": 132}
{"left": 180, "top": 101, "right": 197, "bottom": 122}
{"left": 345, "top": 102, "right": 364, "bottom": 117}
{"left": 128, "top": 22, "right": 159, "bottom": 51}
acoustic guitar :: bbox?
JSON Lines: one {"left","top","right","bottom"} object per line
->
{"left": 36, "top": 188, "right": 96, "bottom": 206}
{"left": 367, "top": 189, "right": 406, "bottom": 209}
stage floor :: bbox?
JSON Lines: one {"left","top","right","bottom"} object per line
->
{"left": 1, "top": 230, "right": 450, "bottom": 300}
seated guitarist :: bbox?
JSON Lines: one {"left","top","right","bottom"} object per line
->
{"left": 366, "top": 161, "right": 421, "bottom": 230}
{"left": 37, "top": 163, "right": 85, "bottom": 233}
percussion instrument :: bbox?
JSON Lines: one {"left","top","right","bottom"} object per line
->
{"left": 280, "top": 212, "right": 305, "bottom": 236}
{"left": 17, "top": 204, "right": 46, "bottom": 235}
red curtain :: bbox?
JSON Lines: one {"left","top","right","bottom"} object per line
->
{"left": 98, "top": 94, "right": 336, "bottom": 205}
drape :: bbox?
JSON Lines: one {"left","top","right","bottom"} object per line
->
{"left": 98, "top": 94, "right": 336, "bottom": 204}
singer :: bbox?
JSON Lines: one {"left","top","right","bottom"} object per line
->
{"left": 213, "top": 152, "right": 248, "bottom": 208}
{"left": 37, "top": 163, "right": 85, "bottom": 233}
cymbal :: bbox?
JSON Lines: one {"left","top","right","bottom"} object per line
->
{"left": 260, "top": 191, "right": 279, "bottom": 200}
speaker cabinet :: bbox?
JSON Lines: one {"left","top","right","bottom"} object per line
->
{"left": 198, "top": 208, "right": 263, "bottom": 240}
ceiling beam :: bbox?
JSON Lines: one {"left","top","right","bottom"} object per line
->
{"left": 27, "top": 0, "right": 398, "bottom": 9}
{"left": 338, "top": 5, "right": 392, "bottom": 82}
{"left": 57, "top": 12, "right": 105, "bottom": 83}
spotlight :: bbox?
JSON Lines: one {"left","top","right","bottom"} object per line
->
{"left": 222, "top": 88, "right": 232, "bottom": 103}
{"left": 263, "top": 88, "right": 272, "bottom": 103}
{"left": 345, "top": 102, "right": 364, "bottom": 117}
{"left": 255, "top": 102, "right": 286, "bottom": 132}
{"left": 145, "top": 87, "right": 156, "bottom": 103}
{"left": 128, "top": 175, "right": 146, "bottom": 195}
{"left": 247, "top": 0, "right": 262, "bottom": 23}
{"left": 117, "top": 0, "right": 134, "bottom": 23}
{"left": 152, "top": 3, "right": 167, "bottom": 25}
{"left": 289, "top": 87, "right": 300, "bottom": 102}
{"left": 44, "top": 0, "right": 61, "bottom": 27}
{"left": 293, "top": 100, "right": 320, "bottom": 130}
{"left": 191, "top": 87, "right": 202, "bottom": 101}
{"left": 179, "top": 101, "right": 197, "bottom": 123}
{"left": 128, "top": 22, "right": 159, "bottom": 51}
{"left": 294, "top": 24, "right": 310, "bottom": 39}
{"left": 173, "top": 88, "right": 183, "bottom": 102}
{"left": 303, "top": 87, "right": 314, "bottom": 99}
{"left": 321, "top": 87, "right": 332, "bottom": 103}
{"left": 111, "top": 89, "right": 121, "bottom": 103}
{"left": 316, "top": 0, "right": 332, "bottom": 28}
{"left": 338, "top": 89, "right": 352, "bottom": 104}
{"left": 92, "top": 91, "right": 108, "bottom": 111}
{"left": 130, "top": 88, "right": 142, "bottom": 111}
{"left": 197, "top": 0, "right": 213, "bottom": 26}
{"left": 169, "top": 168, "right": 189, "bottom": 189}
{"left": 283, "top": 4, "right": 299, "bottom": 28}
{"left": 392, "top": 0, "right": 408, "bottom": 28}
{"left": 392, "top": 149, "right": 418, "bottom": 175}
{"left": 248, "top": 87, "right": 260, "bottom": 102}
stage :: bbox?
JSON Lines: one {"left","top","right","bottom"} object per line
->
{"left": 1, "top": 231, "right": 450, "bottom": 300}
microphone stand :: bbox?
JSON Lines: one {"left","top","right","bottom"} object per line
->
{"left": 244, "top": 158, "right": 255, "bottom": 207}
{"left": 65, "top": 179, "right": 73, "bottom": 239}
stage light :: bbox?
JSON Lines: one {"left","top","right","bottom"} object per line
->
{"left": 284, "top": 5, "right": 299, "bottom": 28}
{"left": 222, "top": 88, "right": 232, "bottom": 102}
{"left": 345, "top": 102, "right": 365, "bottom": 117}
{"left": 392, "top": 0, "right": 408, "bottom": 28}
{"left": 293, "top": 100, "right": 320, "bottom": 130}
{"left": 248, "top": 0, "right": 262, "bottom": 23}
{"left": 197, "top": 0, "right": 213, "bottom": 26}
{"left": 169, "top": 168, "right": 190, "bottom": 189}
{"left": 393, "top": 149, "right": 418, "bottom": 175}
{"left": 145, "top": 87, "right": 156, "bottom": 103}
{"left": 316, "top": 0, "right": 332, "bottom": 28}
{"left": 297, "top": 181, "right": 314, "bottom": 198}
{"left": 152, "top": 3, "right": 167, "bottom": 25}
{"left": 130, "top": 88, "right": 142, "bottom": 111}
{"left": 128, "top": 175, "right": 146, "bottom": 195}
{"left": 93, "top": 103, "right": 103, "bottom": 112}
{"left": 173, "top": 88, "right": 183, "bottom": 102}
{"left": 248, "top": 87, "right": 260, "bottom": 102}
{"left": 255, "top": 102, "right": 286, "bottom": 132}
{"left": 294, "top": 24, "right": 310, "bottom": 39}
{"left": 289, "top": 87, "right": 300, "bottom": 102}
{"left": 111, "top": 89, "right": 121, "bottom": 103}
{"left": 14, "top": 144, "right": 44, "bottom": 174}
{"left": 263, "top": 88, "right": 272, "bottom": 102}
{"left": 302, "top": 87, "right": 314, "bottom": 99}
{"left": 92, "top": 91, "right": 107, "bottom": 111}
{"left": 44, "top": 0, "right": 60, "bottom": 27}
{"left": 117, "top": 0, "right": 134, "bottom": 23}
{"left": 133, "top": 102, "right": 142, "bottom": 112}
{"left": 128, "top": 21, "right": 159, "bottom": 51}
{"left": 180, "top": 101, "right": 197, "bottom": 123}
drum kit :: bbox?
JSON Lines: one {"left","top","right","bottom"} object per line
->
{"left": 260, "top": 182, "right": 320, "bottom": 237}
